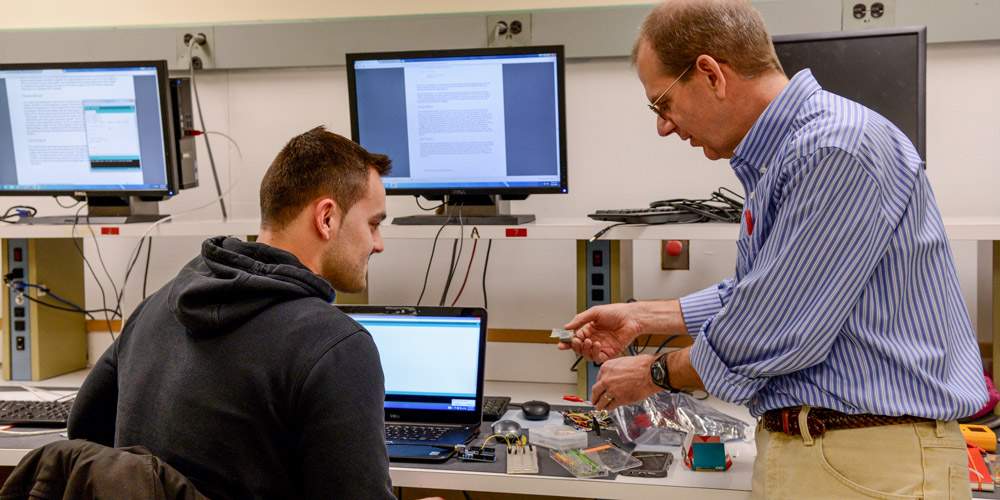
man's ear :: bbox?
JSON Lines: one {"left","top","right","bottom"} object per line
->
{"left": 695, "top": 54, "right": 727, "bottom": 99}
{"left": 314, "top": 198, "right": 339, "bottom": 241}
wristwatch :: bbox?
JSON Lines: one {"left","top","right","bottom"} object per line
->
{"left": 650, "top": 353, "right": 681, "bottom": 393}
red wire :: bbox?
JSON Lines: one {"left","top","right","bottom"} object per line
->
{"left": 450, "top": 239, "right": 478, "bottom": 307}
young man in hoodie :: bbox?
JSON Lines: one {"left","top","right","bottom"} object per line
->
{"left": 68, "top": 127, "right": 397, "bottom": 500}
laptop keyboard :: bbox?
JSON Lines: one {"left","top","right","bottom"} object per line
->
{"left": 385, "top": 424, "right": 450, "bottom": 442}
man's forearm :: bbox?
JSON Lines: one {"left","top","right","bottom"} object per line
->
{"left": 667, "top": 346, "right": 705, "bottom": 391}
{"left": 637, "top": 299, "right": 689, "bottom": 336}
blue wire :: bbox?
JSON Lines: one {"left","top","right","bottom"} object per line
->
{"left": 656, "top": 335, "right": 679, "bottom": 353}
{"left": 627, "top": 345, "right": 635, "bottom": 356}
{"left": 16, "top": 283, "right": 90, "bottom": 317}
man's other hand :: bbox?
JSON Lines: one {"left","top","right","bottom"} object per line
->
{"left": 589, "top": 354, "right": 662, "bottom": 411}
{"left": 557, "top": 302, "right": 645, "bottom": 363}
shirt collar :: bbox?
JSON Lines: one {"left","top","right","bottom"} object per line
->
{"left": 732, "top": 69, "right": 822, "bottom": 170}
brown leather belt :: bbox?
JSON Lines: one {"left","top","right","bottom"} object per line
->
{"left": 762, "top": 407, "right": 932, "bottom": 438}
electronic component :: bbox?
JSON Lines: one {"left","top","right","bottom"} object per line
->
{"left": 549, "top": 449, "right": 607, "bottom": 478}
{"left": 458, "top": 445, "right": 496, "bottom": 462}
{"left": 551, "top": 328, "right": 574, "bottom": 343}
{"left": 962, "top": 424, "right": 997, "bottom": 452}
{"left": 507, "top": 440, "right": 539, "bottom": 474}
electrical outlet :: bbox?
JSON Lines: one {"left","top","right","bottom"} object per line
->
{"left": 176, "top": 27, "right": 216, "bottom": 70}
{"left": 487, "top": 13, "right": 531, "bottom": 47}
{"left": 842, "top": 0, "right": 895, "bottom": 30}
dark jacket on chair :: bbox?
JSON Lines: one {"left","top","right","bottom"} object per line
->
{"left": 0, "top": 439, "right": 210, "bottom": 500}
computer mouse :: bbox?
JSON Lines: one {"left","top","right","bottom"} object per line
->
{"left": 491, "top": 419, "right": 522, "bottom": 437}
{"left": 521, "top": 400, "right": 551, "bottom": 421}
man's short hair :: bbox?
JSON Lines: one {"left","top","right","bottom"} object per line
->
{"left": 260, "top": 126, "right": 391, "bottom": 230}
{"left": 631, "top": 0, "right": 783, "bottom": 80}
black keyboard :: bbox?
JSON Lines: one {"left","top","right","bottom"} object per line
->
{"left": 482, "top": 396, "right": 511, "bottom": 422}
{"left": 0, "top": 400, "right": 72, "bottom": 427}
{"left": 385, "top": 424, "right": 449, "bottom": 442}
{"left": 589, "top": 208, "right": 702, "bottom": 225}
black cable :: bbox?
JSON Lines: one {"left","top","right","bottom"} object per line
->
{"left": 188, "top": 44, "right": 227, "bottom": 218}
{"left": 142, "top": 237, "right": 153, "bottom": 299}
{"left": 590, "top": 222, "right": 627, "bottom": 242}
{"left": 439, "top": 207, "right": 464, "bottom": 306}
{"left": 462, "top": 492, "right": 472, "bottom": 500}
{"left": 0, "top": 205, "right": 37, "bottom": 223}
{"left": 481, "top": 239, "right": 492, "bottom": 310}
{"left": 83, "top": 207, "right": 121, "bottom": 306}
{"left": 570, "top": 356, "right": 584, "bottom": 372}
{"left": 71, "top": 204, "right": 116, "bottom": 339}
{"left": 414, "top": 196, "right": 445, "bottom": 212}
{"left": 439, "top": 240, "right": 459, "bottom": 306}
{"left": 53, "top": 196, "right": 82, "bottom": 209}
{"left": 112, "top": 237, "right": 146, "bottom": 318}
{"left": 416, "top": 211, "right": 454, "bottom": 305}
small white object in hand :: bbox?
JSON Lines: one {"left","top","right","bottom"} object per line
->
{"left": 551, "top": 328, "right": 575, "bottom": 343}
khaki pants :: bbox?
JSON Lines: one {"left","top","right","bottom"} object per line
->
{"left": 750, "top": 407, "right": 970, "bottom": 500}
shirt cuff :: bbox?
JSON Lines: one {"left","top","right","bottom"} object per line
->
{"left": 689, "top": 334, "right": 765, "bottom": 406}
{"left": 679, "top": 285, "right": 724, "bottom": 337}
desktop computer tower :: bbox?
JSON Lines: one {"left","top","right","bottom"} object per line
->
{"left": 170, "top": 77, "right": 199, "bottom": 190}
{"left": 2, "top": 239, "right": 87, "bottom": 381}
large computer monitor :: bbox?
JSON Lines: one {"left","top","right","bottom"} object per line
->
{"left": 347, "top": 45, "right": 568, "bottom": 225}
{"left": 0, "top": 60, "right": 178, "bottom": 223}
{"left": 772, "top": 26, "right": 926, "bottom": 162}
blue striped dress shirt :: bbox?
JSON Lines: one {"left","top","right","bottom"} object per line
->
{"left": 679, "top": 70, "right": 987, "bottom": 420}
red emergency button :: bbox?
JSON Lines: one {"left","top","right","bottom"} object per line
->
{"left": 665, "top": 240, "right": 684, "bottom": 257}
{"left": 13, "top": 248, "right": 22, "bottom": 262}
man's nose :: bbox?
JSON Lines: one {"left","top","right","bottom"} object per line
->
{"left": 657, "top": 115, "right": 677, "bottom": 137}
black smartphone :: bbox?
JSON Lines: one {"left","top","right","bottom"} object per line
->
{"left": 619, "top": 451, "right": 672, "bottom": 478}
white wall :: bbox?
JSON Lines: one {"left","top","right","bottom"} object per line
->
{"left": 0, "top": 0, "right": 648, "bottom": 30}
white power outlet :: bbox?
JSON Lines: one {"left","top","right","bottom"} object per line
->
{"left": 487, "top": 13, "right": 532, "bottom": 47}
{"left": 843, "top": 0, "right": 895, "bottom": 30}
{"left": 176, "top": 28, "right": 216, "bottom": 70}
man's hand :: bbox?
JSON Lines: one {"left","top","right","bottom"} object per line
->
{"left": 589, "top": 354, "right": 662, "bottom": 411}
{"left": 557, "top": 302, "right": 646, "bottom": 363}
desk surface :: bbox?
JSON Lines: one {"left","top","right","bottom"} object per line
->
{"left": 0, "top": 375, "right": 755, "bottom": 499}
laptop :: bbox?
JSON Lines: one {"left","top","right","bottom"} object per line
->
{"left": 336, "top": 305, "right": 488, "bottom": 462}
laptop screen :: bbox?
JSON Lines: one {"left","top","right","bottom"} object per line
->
{"left": 338, "top": 306, "right": 487, "bottom": 426}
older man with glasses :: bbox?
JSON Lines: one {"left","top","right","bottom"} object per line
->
{"left": 557, "top": 0, "right": 986, "bottom": 498}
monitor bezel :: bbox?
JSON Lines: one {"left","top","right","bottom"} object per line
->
{"left": 346, "top": 45, "right": 568, "bottom": 198}
{"left": 0, "top": 59, "right": 178, "bottom": 198}
{"left": 771, "top": 26, "right": 927, "bottom": 162}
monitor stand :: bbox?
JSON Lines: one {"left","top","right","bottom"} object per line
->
{"left": 392, "top": 198, "right": 535, "bottom": 226}
{"left": 15, "top": 196, "right": 169, "bottom": 225}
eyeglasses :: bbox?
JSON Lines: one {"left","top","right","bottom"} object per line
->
{"left": 647, "top": 63, "right": 693, "bottom": 120}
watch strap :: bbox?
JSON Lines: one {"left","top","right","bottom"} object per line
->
{"left": 652, "top": 353, "right": 681, "bottom": 393}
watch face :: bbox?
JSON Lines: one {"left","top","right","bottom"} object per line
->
{"left": 651, "top": 361, "right": 665, "bottom": 384}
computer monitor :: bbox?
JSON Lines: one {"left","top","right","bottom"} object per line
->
{"left": 772, "top": 26, "right": 926, "bottom": 162}
{"left": 0, "top": 60, "right": 178, "bottom": 223}
{"left": 347, "top": 45, "right": 568, "bottom": 225}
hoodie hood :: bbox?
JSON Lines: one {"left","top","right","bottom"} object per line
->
{"left": 168, "top": 236, "right": 335, "bottom": 336}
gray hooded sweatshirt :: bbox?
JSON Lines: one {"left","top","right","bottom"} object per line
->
{"left": 68, "top": 236, "right": 393, "bottom": 500}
